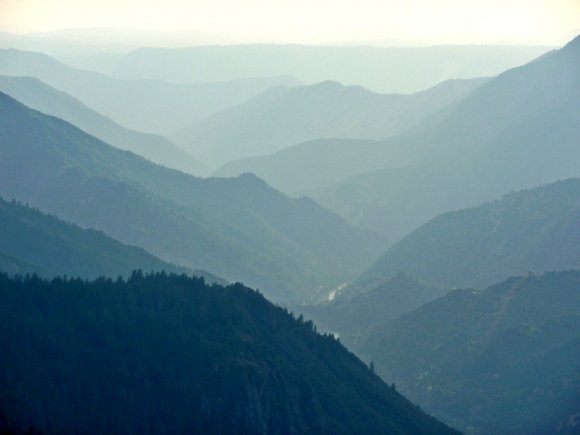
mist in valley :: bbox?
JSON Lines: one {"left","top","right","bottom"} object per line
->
{"left": 0, "top": 1, "right": 579, "bottom": 433}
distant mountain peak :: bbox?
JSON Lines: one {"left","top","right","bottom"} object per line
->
{"left": 234, "top": 172, "right": 269, "bottom": 186}
{"left": 314, "top": 79, "right": 344, "bottom": 89}
{"left": 388, "top": 271, "right": 424, "bottom": 287}
{"left": 563, "top": 34, "right": 580, "bottom": 51}
{"left": 308, "top": 80, "right": 371, "bottom": 95}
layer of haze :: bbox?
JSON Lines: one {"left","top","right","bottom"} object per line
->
{"left": 1, "top": 0, "right": 578, "bottom": 45}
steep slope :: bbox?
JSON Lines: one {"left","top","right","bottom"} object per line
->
{"left": 0, "top": 92, "right": 384, "bottom": 303}
{"left": 177, "top": 78, "right": 485, "bottom": 168}
{"left": 354, "top": 179, "right": 580, "bottom": 291}
{"left": 0, "top": 272, "right": 458, "bottom": 435}
{"left": 0, "top": 75, "right": 206, "bottom": 175}
{"left": 111, "top": 44, "right": 548, "bottom": 93}
{"left": 0, "top": 48, "right": 300, "bottom": 134}
{"left": 311, "top": 35, "right": 580, "bottom": 240}
{"left": 298, "top": 272, "right": 447, "bottom": 345}
{"left": 0, "top": 196, "right": 190, "bottom": 279}
{"left": 356, "top": 271, "right": 580, "bottom": 434}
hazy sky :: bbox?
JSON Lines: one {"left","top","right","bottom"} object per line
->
{"left": 1, "top": 0, "right": 578, "bottom": 45}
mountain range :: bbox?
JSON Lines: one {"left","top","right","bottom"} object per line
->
{"left": 297, "top": 171, "right": 580, "bottom": 434}
{"left": 216, "top": 137, "right": 389, "bottom": 194}
{"left": 309, "top": 35, "right": 580, "bottom": 240}
{"left": 176, "top": 78, "right": 486, "bottom": 168}
{"left": 1, "top": 31, "right": 578, "bottom": 435}
{"left": 0, "top": 48, "right": 300, "bottom": 135}
{"left": 109, "top": 44, "right": 549, "bottom": 93}
{"left": 0, "top": 92, "right": 384, "bottom": 303}
{"left": 0, "top": 75, "right": 205, "bottom": 175}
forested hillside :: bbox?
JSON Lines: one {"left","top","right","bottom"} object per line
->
{"left": 0, "top": 272, "right": 458, "bottom": 435}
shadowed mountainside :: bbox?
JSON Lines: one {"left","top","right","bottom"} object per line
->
{"left": 0, "top": 196, "right": 198, "bottom": 279}
{"left": 0, "top": 92, "right": 384, "bottom": 303}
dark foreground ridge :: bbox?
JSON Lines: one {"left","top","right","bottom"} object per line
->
{"left": 0, "top": 272, "right": 458, "bottom": 435}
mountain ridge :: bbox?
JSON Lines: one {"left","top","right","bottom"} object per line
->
{"left": 0, "top": 48, "right": 301, "bottom": 134}
{"left": 0, "top": 75, "right": 206, "bottom": 175}
{"left": 311, "top": 35, "right": 580, "bottom": 240}
{"left": 177, "top": 77, "right": 486, "bottom": 168}
{"left": 110, "top": 43, "right": 549, "bottom": 93}
{"left": 0, "top": 195, "right": 198, "bottom": 279}
{"left": 0, "top": 92, "right": 384, "bottom": 303}
{"left": 351, "top": 178, "right": 580, "bottom": 292}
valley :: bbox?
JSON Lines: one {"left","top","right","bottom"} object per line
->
{"left": 0, "top": 22, "right": 578, "bottom": 434}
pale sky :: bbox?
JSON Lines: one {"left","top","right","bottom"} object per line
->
{"left": 0, "top": 0, "right": 578, "bottom": 45}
